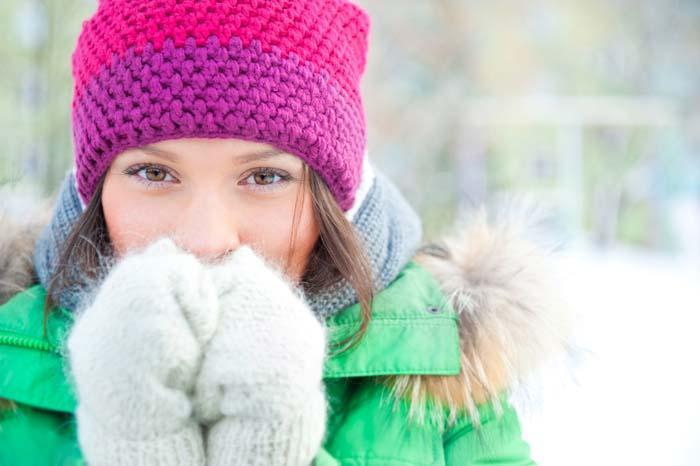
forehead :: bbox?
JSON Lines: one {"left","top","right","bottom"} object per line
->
{"left": 119, "top": 137, "right": 303, "bottom": 165}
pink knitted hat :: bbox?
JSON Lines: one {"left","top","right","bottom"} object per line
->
{"left": 71, "top": 0, "right": 369, "bottom": 211}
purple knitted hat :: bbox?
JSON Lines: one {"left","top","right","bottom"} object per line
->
{"left": 70, "top": 0, "right": 370, "bottom": 211}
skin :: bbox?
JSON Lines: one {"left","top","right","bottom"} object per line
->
{"left": 101, "top": 137, "right": 320, "bottom": 283}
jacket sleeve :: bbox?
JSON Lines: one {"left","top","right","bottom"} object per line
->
{"left": 0, "top": 399, "right": 85, "bottom": 465}
{"left": 443, "top": 398, "right": 536, "bottom": 466}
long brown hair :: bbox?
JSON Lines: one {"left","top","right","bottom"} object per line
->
{"left": 44, "top": 163, "right": 375, "bottom": 354}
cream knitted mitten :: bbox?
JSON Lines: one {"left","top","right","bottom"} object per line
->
{"left": 66, "top": 238, "right": 219, "bottom": 466}
{"left": 194, "top": 245, "right": 329, "bottom": 466}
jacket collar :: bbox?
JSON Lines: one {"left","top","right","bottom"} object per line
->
{"left": 324, "top": 260, "right": 461, "bottom": 378}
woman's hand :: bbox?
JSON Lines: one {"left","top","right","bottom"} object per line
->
{"left": 66, "top": 238, "right": 219, "bottom": 466}
{"left": 194, "top": 245, "right": 329, "bottom": 466}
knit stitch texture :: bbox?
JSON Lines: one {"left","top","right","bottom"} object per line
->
{"left": 66, "top": 237, "right": 329, "bottom": 465}
{"left": 194, "top": 244, "right": 328, "bottom": 465}
{"left": 71, "top": 0, "right": 370, "bottom": 211}
{"left": 66, "top": 238, "right": 218, "bottom": 465}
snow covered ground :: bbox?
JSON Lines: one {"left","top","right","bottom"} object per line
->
{"left": 515, "top": 245, "right": 700, "bottom": 466}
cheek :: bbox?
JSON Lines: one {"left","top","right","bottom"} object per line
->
{"left": 101, "top": 177, "right": 176, "bottom": 256}
{"left": 240, "top": 192, "right": 319, "bottom": 281}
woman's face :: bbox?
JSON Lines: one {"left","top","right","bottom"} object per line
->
{"left": 101, "top": 137, "right": 319, "bottom": 282}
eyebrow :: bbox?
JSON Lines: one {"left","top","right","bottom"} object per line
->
{"left": 137, "top": 145, "right": 290, "bottom": 164}
{"left": 237, "top": 148, "right": 289, "bottom": 164}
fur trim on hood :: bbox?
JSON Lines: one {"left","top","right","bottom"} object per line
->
{"left": 0, "top": 201, "right": 574, "bottom": 431}
{"left": 381, "top": 202, "right": 575, "bottom": 430}
{"left": 0, "top": 207, "right": 51, "bottom": 305}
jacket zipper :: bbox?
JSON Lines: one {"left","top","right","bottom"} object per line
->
{"left": 0, "top": 333, "right": 59, "bottom": 354}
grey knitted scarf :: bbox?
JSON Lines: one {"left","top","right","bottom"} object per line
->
{"left": 33, "top": 164, "right": 423, "bottom": 320}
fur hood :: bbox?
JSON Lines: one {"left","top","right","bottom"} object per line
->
{"left": 0, "top": 208, "right": 51, "bottom": 305}
{"left": 385, "top": 204, "right": 574, "bottom": 428}
{"left": 0, "top": 201, "right": 573, "bottom": 430}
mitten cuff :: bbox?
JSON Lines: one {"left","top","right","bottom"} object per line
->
{"left": 206, "top": 389, "right": 327, "bottom": 466}
{"left": 76, "top": 405, "right": 206, "bottom": 466}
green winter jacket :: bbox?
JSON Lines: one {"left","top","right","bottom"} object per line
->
{"left": 0, "top": 261, "right": 532, "bottom": 466}
{"left": 1, "top": 215, "right": 564, "bottom": 465}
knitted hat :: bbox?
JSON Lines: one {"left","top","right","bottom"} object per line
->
{"left": 70, "top": 0, "right": 370, "bottom": 211}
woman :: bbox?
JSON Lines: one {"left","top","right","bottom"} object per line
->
{"left": 0, "top": 0, "right": 571, "bottom": 464}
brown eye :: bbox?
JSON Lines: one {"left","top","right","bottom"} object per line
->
{"left": 144, "top": 167, "right": 166, "bottom": 182}
{"left": 123, "top": 164, "right": 176, "bottom": 185}
{"left": 253, "top": 172, "right": 277, "bottom": 185}
{"left": 241, "top": 169, "right": 291, "bottom": 191}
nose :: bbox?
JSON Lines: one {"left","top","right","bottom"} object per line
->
{"left": 171, "top": 192, "right": 240, "bottom": 263}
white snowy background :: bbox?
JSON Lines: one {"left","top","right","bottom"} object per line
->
{"left": 515, "top": 225, "right": 700, "bottom": 466}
